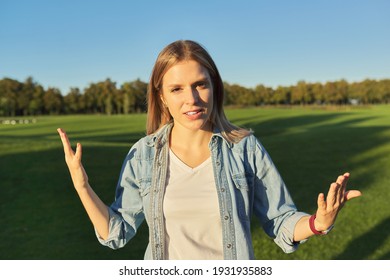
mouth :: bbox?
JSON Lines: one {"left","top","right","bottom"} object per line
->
{"left": 184, "top": 109, "right": 203, "bottom": 116}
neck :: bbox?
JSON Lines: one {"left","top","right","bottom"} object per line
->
{"left": 170, "top": 124, "right": 212, "bottom": 150}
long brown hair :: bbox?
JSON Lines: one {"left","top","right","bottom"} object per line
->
{"left": 146, "top": 40, "right": 250, "bottom": 143}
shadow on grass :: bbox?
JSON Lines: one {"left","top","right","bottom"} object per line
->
{"left": 1, "top": 110, "right": 389, "bottom": 259}
{"left": 0, "top": 132, "right": 149, "bottom": 260}
{"left": 236, "top": 112, "right": 382, "bottom": 206}
{"left": 0, "top": 129, "right": 146, "bottom": 145}
{"left": 235, "top": 110, "right": 390, "bottom": 259}
{"left": 334, "top": 216, "right": 390, "bottom": 260}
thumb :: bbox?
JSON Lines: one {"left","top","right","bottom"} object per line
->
{"left": 317, "top": 192, "right": 326, "bottom": 211}
{"left": 345, "top": 190, "right": 362, "bottom": 201}
{"left": 74, "top": 142, "right": 83, "bottom": 160}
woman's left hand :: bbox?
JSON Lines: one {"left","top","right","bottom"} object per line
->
{"left": 314, "top": 172, "right": 362, "bottom": 231}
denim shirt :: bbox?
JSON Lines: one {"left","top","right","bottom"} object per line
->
{"left": 96, "top": 123, "right": 308, "bottom": 259}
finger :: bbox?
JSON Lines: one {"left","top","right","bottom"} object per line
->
{"left": 336, "top": 175, "right": 344, "bottom": 185}
{"left": 342, "top": 172, "right": 350, "bottom": 191}
{"left": 336, "top": 173, "right": 349, "bottom": 202}
{"left": 343, "top": 172, "right": 350, "bottom": 179}
{"left": 57, "top": 128, "right": 74, "bottom": 156}
{"left": 326, "top": 182, "right": 339, "bottom": 209}
{"left": 335, "top": 176, "right": 344, "bottom": 202}
{"left": 338, "top": 173, "right": 351, "bottom": 203}
{"left": 75, "top": 143, "right": 82, "bottom": 161}
{"left": 342, "top": 173, "right": 350, "bottom": 189}
{"left": 336, "top": 174, "right": 349, "bottom": 190}
{"left": 345, "top": 190, "right": 362, "bottom": 201}
{"left": 317, "top": 193, "right": 326, "bottom": 211}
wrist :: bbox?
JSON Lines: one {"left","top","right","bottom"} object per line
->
{"left": 309, "top": 214, "right": 334, "bottom": 235}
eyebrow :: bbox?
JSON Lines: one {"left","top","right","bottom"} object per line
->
{"left": 166, "top": 77, "right": 210, "bottom": 88}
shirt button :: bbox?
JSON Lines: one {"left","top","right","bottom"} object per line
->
{"left": 224, "top": 215, "right": 229, "bottom": 220}
{"left": 221, "top": 188, "right": 225, "bottom": 192}
{"left": 227, "top": 243, "right": 232, "bottom": 249}
{"left": 216, "top": 161, "right": 221, "bottom": 166}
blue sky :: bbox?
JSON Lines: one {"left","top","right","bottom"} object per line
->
{"left": 1, "top": 0, "right": 389, "bottom": 94}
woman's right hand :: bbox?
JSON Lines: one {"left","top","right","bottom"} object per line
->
{"left": 57, "top": 128, "right": 89, "bottom": 191}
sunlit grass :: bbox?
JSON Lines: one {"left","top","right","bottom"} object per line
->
{"left": 1, "top": 105, "right": 389, "bottom": 259}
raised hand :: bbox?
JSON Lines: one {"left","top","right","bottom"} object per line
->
{"left": 314, "top": 172, "right": 362, "bottom": 231}
{"left": 57, "top": 128, "right": 109, "bottom": 238}
{"left": 57, "top": 128, "right": 89, "bottom": 191}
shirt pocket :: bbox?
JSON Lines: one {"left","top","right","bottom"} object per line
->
{"left": 232, "top": 172, "right": 250, "bottom": 220}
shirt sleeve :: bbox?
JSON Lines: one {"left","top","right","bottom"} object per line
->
{"left": 95, "top": 144, "right": 145, "bottom": 249}
{"left": 251, "top": 136, "right": 308, "bottom": 253}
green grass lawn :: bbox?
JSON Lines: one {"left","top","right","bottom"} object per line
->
{"left": 1, "top": 105, "right": 389, "bottom": 260}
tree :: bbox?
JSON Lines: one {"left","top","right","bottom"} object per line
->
{"left": 17, "top": 77, "right": 36, "bottom": 115}
{"left": 43, "top": 87, "right": 63, "bottom": 114}
{"left": 121, "top": 79, "right": 147, "bottom": 113}
{"left": 323, "top": 81, "right": 337, "bottom": 104}
{"left": 291, "top": 81, "right": 311, "bottom": 105}
{"left": 2, "top": 76, "right": 390, "bottom": 116}
{"left": 0, "top": 78, "right": 21, "bottom": 116}
{"left": 83, "top": 83, "right": 100, "bottom": 113}
{"left": 254, "top": 84, "right": 274, "bottom": 105}
{"left": 335, "top": 79, "right": 349, "bottom": 104}
{"left": 224, "top": 83, "right": 256, "bottom": 106}
{"left": 100, "top": 78, "right": 117, "bottom": 115}
{"left": 64, "top": 87, "right": 83, "bottom": 114}
{"left": 311, "top": 82, "right": 324, "bottom": 104}
{"left": 28, "top": 84, "right": 45, "bottom": 115}
{"left": 273, "top": 86, "right": 291, "bottom": 105}
{"left": 131, "top": 78, "right": 148, "bottom": 113}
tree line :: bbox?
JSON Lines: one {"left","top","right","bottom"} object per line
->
{"left": 1, "top": 76, "right": 389, "bottom": 116}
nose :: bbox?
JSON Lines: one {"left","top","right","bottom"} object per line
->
{"left": 185, "top": 86, "right": 199, "bottom": 104}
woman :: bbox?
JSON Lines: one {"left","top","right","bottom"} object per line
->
{"left": 57, "top": 40, "right": 361, "bottom": 260}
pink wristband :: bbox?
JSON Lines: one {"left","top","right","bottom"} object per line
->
{"left": 309, "top": 214, "right": 325, "bottom": 235}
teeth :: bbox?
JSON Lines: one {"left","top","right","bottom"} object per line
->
{"left": 186, "top": 111, "right": 198, "bottom": 115}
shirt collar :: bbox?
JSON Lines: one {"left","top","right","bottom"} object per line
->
{"left": 146, "top": 122, "right": 233, "bottom": 148}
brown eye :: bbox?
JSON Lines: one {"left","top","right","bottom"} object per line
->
{"left": 171, "top": 87, "right": 182, "bottom": 93}
{"left": 196, "top": 82, "right": 208, "bottom": 89}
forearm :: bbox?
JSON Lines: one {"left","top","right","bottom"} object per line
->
{"left": 57, "top": 129, "right": 110, "bottom": 240}
{"left": 293, "top": 215, "right": 315, "bottom": 242}
{"left": 76, "top": 184, "right": 110, "bottom": 240}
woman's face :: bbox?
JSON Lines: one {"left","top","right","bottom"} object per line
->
{"left": 161, "top": 60, "right": 213, "bottom": 133}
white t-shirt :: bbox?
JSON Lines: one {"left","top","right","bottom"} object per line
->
{"left": 163, "top": 149, "right": 223, "bottom": 259}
